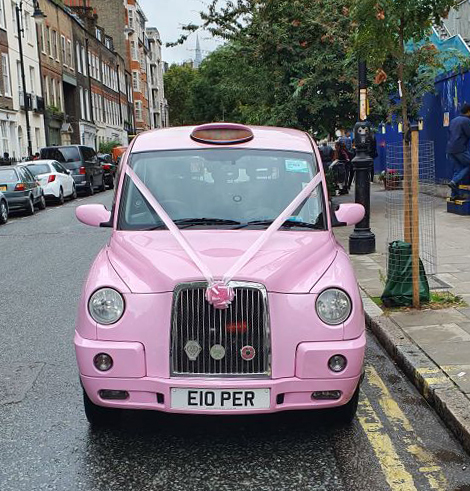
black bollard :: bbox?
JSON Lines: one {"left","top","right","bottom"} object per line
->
{"left": 349, "top": 121, "right": 376, "bottom": 255}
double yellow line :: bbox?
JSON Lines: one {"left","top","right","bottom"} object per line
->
{"left": 358, "top": 366, "right": 448, "bottom": 490}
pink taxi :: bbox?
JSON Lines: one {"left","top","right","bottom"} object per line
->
{"left": 74, "top": 123, "right": 366, "bottom": 428}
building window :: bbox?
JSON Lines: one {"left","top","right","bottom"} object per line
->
{"left": 1, "top": 121, "right": 9, "bottom": 154}
{"left": 51, "top": 30, "right": 57, "bottom": 59}
{"left": 29, "top": 66, "right": 35, "bottom": 94}
{"left": 39, "top": 24, "right": 45, "bottom": 53}
{"left": 105, "top": 38, "right": 112, "bottom": 50}
{"left": 135, "top": 101, "right": 142, "bottom": 121}
{"left": 43, "top": 75, "right": 48, "bottom": 104}
{"left": 76, "top": 42, "right": 81, "bottom": 73}
{"left": 67, "top": 40, "right": 73, "bottom": 69}
{"left": 1, "top": 53, "right": 10, "bottom": 97}
{"left": 96, "top": 28, "right": 102, "bottom": 41}
{"left": 131, "top": 41, "right": 137, "bottom": 60}
{"left": 128, "top": 9, "right": 134, "bottom": 29}
{"left": 0, "top": 0, "right": 5, "bottom": 30}
{"left": 23, "top": 10, "right": 31, "bottom": 43}
{"left": 84, "top": 89, "right": 90, "bottom": 120}
{"left": 35, "top": 127, "right": 40, "bottom": 150}
{"left": 49, "top": 77, "right": 54, "bottom": 105}
{"left": 61, "top": 35, "right": 66, "bottom": 66}
{"left": 132, "top": 71, "right": 139, "bottom": 91}
{"left": 79, "top": 86, "right": 84, "bottom": 119}
{"left": 46, "top": 26, "right": 51, "bottom": 56}
{"left": 81, "top": 46, "right": 87, "bottom": 76}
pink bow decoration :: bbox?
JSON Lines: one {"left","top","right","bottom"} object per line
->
{"left": 205, "top": 282, "right": 235, "bottom": 310}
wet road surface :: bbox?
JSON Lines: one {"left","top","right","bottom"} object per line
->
{"left": 0, "top": 192, "right": 469, "bottom": 491}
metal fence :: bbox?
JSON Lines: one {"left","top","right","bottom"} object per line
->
{"left": 385, "top": 140, "right": 437, "bottom": 288}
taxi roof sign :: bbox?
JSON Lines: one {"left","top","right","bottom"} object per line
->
{"left": 191, "top": 123, "right": 254, "bottom": 145}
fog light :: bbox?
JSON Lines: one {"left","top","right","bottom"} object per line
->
{"left": 312, "top": 390, "right": 342, "bottom": 400}
{"left": 328, "top": 354, "right": 347, "bottom": 373}
{"left": 94, "top": 353, "right": 113, "bottom": 372}
{"left": 99, "top": 389, "right": 129, "bottom": 400}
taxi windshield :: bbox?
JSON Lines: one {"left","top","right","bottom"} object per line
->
{"left": 118, "top": 149, "right": 325, "bottom": 231}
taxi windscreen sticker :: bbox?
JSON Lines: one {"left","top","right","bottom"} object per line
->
{"left": 285, "top": 159, "right": 309, "bottom": 173}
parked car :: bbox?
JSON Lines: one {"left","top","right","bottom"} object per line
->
{"left": 75, "top": 123, "right": 366, "bottom": 429}
{"left": 22, "top": 160, "right": 77, "bottom": 204}
{"left": 0, "top": 165, "right": 46, "bottom": 215}
{"left": 0, "top": 190, "right": 8, "bottom": 224}
{"left": 40, "top": 145, "right": 105, "bottom": 196}
{"left": 97, "top": 154, "right": 117, "bottom": 189}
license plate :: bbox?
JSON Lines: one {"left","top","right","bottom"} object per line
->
{"left": 0, "top": 186, "right": 6, "bottom": 191}
{"left": 171, "top": 388, "right": 271, "bottom": 410}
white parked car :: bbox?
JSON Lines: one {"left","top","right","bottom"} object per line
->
{"left": 22, "top": 160, "right": 77, "bottom": 204}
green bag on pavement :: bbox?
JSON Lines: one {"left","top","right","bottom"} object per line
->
{"left": 381, "top": 240, "right": 430, "bottom": 307}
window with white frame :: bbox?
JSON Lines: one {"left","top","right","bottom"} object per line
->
{"left": 39, "top": 24, "right": 45, "bottom": 53}
{"left": 76, "top": 42, "right": 81, "bottom": 73}
{"left": 96, "top": 28, "right": 102, "bottom": 42}
{"left": 61, "top": 35, "right": 66, "bottom": 66}
{"left": 131, "top": 41, "right": 137, "bottom": 60}
{"left": 46, "top": 26, "right": 51, "bottom": 56}
{"left": 1, "top": 53, "right": 10, "bottom": 97}
{"left": 0, "top": 0, "right": 5, "bottom": 30}
{"left": 135, "top": 100, "right": 142, "bottom": 121}
{"left": 84, "top": 89, "right": 90, "bottom": 120}
{"left": 79, "top": 86, "right": 84, "bottom": 119}
{"left": 52, "top": 30, "right": 57, "bottom": 59}
{"left": 132, "top": 71, "right": 139, "bottom": 91}
{"left": 67, "top": 40, "right": 73, "bottom": 69}
{"left": 1, "top": 121, "right": 9, "bottom": 154}
{"left": 29, "top": 66, "right": 35, "bottom": 94}
{"left": 128, "top": 9, "right": 134, "bottom": 29}
{"left": 81, "top": 46, "right": 87, "bottom": 76}
{"left": 49, "top": 77, "right": 54, "bottom": 105}
{"left": 23, "top": 10, "right": 31, "bottom": 43}
{"left": 43, "top": 75, "right": 48, "bottom": 104}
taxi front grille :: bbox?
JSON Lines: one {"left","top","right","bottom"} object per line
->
{"left": 170, "top": 282, "right": 271, "bottom": 377}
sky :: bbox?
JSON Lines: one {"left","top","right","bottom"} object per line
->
{"left": 139, "top": 0, "right": 226, "bottom": 65}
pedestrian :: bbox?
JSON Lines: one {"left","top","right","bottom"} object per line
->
{"left": 339, "top": 130, "right": 353, "bottom": 154}
{"left": 319, "top": 140, "right": 334, "bottom": 169}
{"left": 447, "top": 103, "right": 470, "bottom": 200}
{"left": 332, "top": 140, "right": 351, "bottom": 194}
{"left": 33, "top": 152, "right": 40, "bottom": 161}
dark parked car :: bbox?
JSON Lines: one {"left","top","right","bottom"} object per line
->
{"left": 97, "top": 153, "right": 117, "bottom": 189}
{"left": 0, "top": 165, "right": 46, "bottom": 215}
{"left": 40, "top": 145, "right": 105, "bottom": 196}
{"left": 0, "top": 190, "right": 8, "bottom": 224}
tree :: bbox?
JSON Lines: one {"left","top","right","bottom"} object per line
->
{"left": 351, "top": 0, "right": 460, "bottom": 134}
{"left": 170, "top": 0, "right": 358, "bottom": 136}
{"left": 163, "top": 64, "right": 200, "bottom": 126}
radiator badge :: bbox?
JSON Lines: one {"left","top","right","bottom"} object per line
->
{"left": 184, "top": 340, "right": 202, "bottom": 361}
{"left": 210, "top": 344, "right": 226, "bottom": 361}
{"left": 241, "top": 346, "right": 256, "bottom": 361}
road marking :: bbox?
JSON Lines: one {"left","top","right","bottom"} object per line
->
{"left": 416, "top": 367, "right": 440, "bottom": 375}
{"left": 358, "top": 394, "right": 418, "bottom": 491}
{"left": 365, "top": 366, "right": 448, "bottom": 490}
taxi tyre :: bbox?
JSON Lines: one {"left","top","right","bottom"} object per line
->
{"left": 83, "top": 390, "right": 122, "bottom": 429}
{"left": 38, "top": 193, "right": 46, "bottom": 210}
{"left": 0, "top": 199, "right": 7, "bottom": 224}
{"left": 71, "top": 185, "right": 77, "bottom": 200}
{"left": 329, "top": 384, "right": 360, "bottom": 426}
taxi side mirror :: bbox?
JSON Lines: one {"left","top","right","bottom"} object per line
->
{"left": 76, "top": 204, "right": 111, "bottom": 228}
{"left": 333, "top": 203, "right": 365, "bottom": 227}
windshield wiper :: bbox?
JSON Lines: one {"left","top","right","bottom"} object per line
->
{"left": 235, "top": 219, "right": 324, "bottom": 230}
{"left": 144, "top": 218, "right": 242, "bottom": 231}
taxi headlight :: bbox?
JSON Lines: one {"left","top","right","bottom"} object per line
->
{"left": 88, "top": 288, "right": 125, "bottom": 325}
{"left": 316, "top": 288, "right": 352, "bottom": 325}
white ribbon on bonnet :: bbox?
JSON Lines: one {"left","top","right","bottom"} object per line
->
{"left": 126, "top": 166, "right": 323, "bottom": 309}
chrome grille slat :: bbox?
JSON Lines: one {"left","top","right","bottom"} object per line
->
{"left": 171, "top": 282, "right": 270, "bottom": 378}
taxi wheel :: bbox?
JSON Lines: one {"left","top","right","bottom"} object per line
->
{"left": 330, "top": 384, "right": 360, "bottom": 426}
{"left": 87, "top": 179, "right": 94, "bottom": 196}
{"left": 83, "top": 390, "right": 122, "bottom": 429}
{"left": 38, "top": 194, "right": 46, "bottom": 210}
{"left": 71, "top": 186, "right": 77, "bottom": 200}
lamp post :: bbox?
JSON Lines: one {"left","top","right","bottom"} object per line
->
{"left": 349, "top": 61, "right": 376, "bottom": 255}
{"left": 15, "top": 0, "right": 46, "bottom": 159}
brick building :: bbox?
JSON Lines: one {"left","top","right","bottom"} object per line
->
{"left": 37, "top": 0, "right": 76, "bottom": 146}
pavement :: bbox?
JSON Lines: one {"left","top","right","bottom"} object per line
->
{"left": 1, "top": 189, "right": 470, "bottom": 490}
{"left": 334, "top": 183, "right": 470, "bottom": 455}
